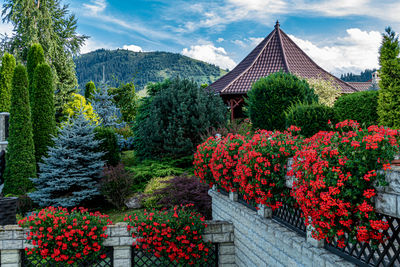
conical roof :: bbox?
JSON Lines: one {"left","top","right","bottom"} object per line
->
{"left": 209, "top": 21, "right": 357, "bottom": 95}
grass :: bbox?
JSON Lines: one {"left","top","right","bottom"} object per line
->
{"left": 106, "top": 208, "right": 144, "bottom": 223}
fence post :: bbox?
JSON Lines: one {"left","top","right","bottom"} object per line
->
{"left": 104, "top": 222, "right": 134, "bottom": 267}
{"left": 306, "top": 217, "right": 325, "bottom": 248}
{"left": 0, "top": 225, "right": 24, "bottom": 267}
{"left": 257, "top": 204, "right": 272, "bottom": 218}
{"left": 229, "top": 191, "right": 238, "bottom": 202}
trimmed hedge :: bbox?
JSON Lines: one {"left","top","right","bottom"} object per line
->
{"left": 285, "top": 102, "right": 334, "bottom": 137}
{"left": 334, "top": 91, "right": 379, "bottom": 126}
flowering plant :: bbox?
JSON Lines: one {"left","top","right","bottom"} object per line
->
{"left": 291, "top": 120, "right": 400, "bottom": 246}
{"left": 194, "top": 136, "right": 220, "bottom": 187}
{"left": 125, "top": 204, "right": 211, "bottom": 265}
{"left": 19, "top": 207, "right": 112, "bottom": 264}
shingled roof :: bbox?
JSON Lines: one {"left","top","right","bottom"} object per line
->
{"left": 209, "top": 21, "right": 357, "bottom": 95}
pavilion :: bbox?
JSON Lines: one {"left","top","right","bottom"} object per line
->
{"left": 208, "top": 21, "right": 358, "bottom": 120}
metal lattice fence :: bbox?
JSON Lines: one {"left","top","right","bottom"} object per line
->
{"left": 131, "top": 243, "right": 219, "bottom": 267}
{"left": 237, "top": 193, "right": 257, "bottom": 212}
{"left": 21, "top": 247, "right": 113, "bottom": 267}
{"left": 325, "top": 212, "right": 400, "bottom": 267}
{"left": 272, "top": 203, "right": 306, "bottom": 237}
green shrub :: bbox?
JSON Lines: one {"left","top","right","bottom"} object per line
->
{"left": 3, "top": 65, "right": 36, "bottom": 195}
{"left": 31, "top": 63, "right": 56, "bottom": 163}
{"left": 334, "top": 91, "right": 379, "bottom": 126}
{"left": 94, "top": 127, "right": 121, "bottom": 166}
{"left": 109, "top": 82, "right": 138, "bottom": 123}
{"left": 27, "top": 43, "right": 45, "bottom": 106}
{"left": 121, "top": 150, "right": 136, "bottom": 166}
{"left": 285, "top": 102, "right": 334, "bottom": 137}
{"left": 84, "top": 81, "right": 96, "bottom": 101}
{"left": 0, "top": 53, "right": 16, "bottom": 112}
{"left": 247, "top": 72, "right": 318, "bottom": 130}
{"left": 133, "top": 77, "right": 227, "bottom": 159}
{"left": 142, "top": 176, "right": 173, "bottom": 209}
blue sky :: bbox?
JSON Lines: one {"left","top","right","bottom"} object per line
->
{"left": 2, "top": 0, "right": 400, "bottom": 75}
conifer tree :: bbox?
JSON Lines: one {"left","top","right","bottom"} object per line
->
{"left": 3, "top": 65, "right": 36, "bottom": 195}
{"left": 32, "top": 63, "right": 55, "bottom": 163}
{"left": 0, "top": 53, "right": 16, "bottom": 112}
{"left": 27, "top": 43, "right": 45, "bottom": 105}
{"left": 84, "top": 81, "right": 96, "bottom": 101}
{"left": 377, "top": 27, "right": 400, "bottom": 128}
{"left": 92, "top": 86, "right": 124, "bottom": 128}
{"left": 29, "top": 113, "right": 104, "bottom": 207}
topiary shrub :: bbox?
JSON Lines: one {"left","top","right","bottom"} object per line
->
{"left": 285, "top": 102, "right": 334, "bottom": 137}
{"left": 3, "top": 64, "right": 36, "bottom": 195}
{"left": 26, "top": 43, "right": 45, "bottom": 106}
{"left": 133, "top": 77, "right": 227, "bottom": 159}
{"left": 334, "top": 91, "right": 379, "bottom": 126}
{"left": 141, "top": 176, "right": 173, "bottom": 209}
{"left": 84, "top": 81, "right": 96, "bottom": 101}
{"left": 94, "top": 127, "right": 121, "bottom": 166}
{"left": 0, "top": 53, "right": 16, "bottom": 112}
{"left": 246, "top": 72, "right": 318, "bottom": 130}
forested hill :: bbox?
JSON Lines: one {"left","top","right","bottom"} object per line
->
{"left": 74, "top": 49, "right": 227, "bottom": 90}
{"left": 340, "top": 69, "right": 377, "bottom": 82}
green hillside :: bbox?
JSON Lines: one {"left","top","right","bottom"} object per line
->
{"left": 74, "top": 49, "right": 227, "bottom": 90}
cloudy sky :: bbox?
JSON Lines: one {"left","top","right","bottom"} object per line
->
{"left": 1, "top": 0, "right": 400, "bottom": 76}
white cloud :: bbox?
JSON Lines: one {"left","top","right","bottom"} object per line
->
{"left": 80, "top": 38, "right": 115, "bottom": 54}
{"left": 122, "top": 44, "right": 143, "bottom": 52}
{"left": 288, "top": 28, "right": 381, "bottom": 75}
{"left": 0, "top": 22, "right": 13, "bottom": 36}
{"left": 232, "top": 39, "right": 246, "bottom": 47}
{"left": 181, "top": 43, "right": 236, "bottom": 70}
{"left": 216, "top": 37, "right": 224, "bottom": 43}
{"left": 83, "top": 0, "right": 107, "bottom": 15}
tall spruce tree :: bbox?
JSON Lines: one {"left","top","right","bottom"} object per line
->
{"left": 27, "top": 43, "right": 45, "bottom": 106}
{"left": 92, "top": 86, "right": 124, "bottom": 128}
{"left": 29, "top": 113, "right": 104, "bottom": 207}
{"left": 84, "top": 81, "right": 96, "bottom": 101}
{"left": 377, "top": 27, "right": 400, "bottom": 128}
{"left": 32, "top": 63, "right": 55, "bottom": 163}
{"left": 0, "top": 53, "right": 16, "bottom": 112}
{"left": 3, "top": 65, "right": 36, "bottom": 195}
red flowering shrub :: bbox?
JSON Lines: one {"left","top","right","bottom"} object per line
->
{"left": 193, "top": 136, "right": 220, "bottom": 187}
{"left": 235, "top": 127, "right": 301, "bottom": 209}
{"left": 18, "top": 207, "right": 112, "bottom": 264}
{"left": 125, "top": 204, "right": 211, "bottom": 265}
{"left": 291, "top": 120, "right": 400, "bottom": 247}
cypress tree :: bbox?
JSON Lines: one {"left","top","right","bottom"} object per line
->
{"left": 27, "top": 43, "right": 45, "bottom": 106}
{"left": 377, "top": 27, "right": 400, "bottom": 128}
{"left": 3, "top": 65, "right": 36, "bottom": 195}
{"left": 32, "top": 63, "right": 56, "bottom": 163}
{"left": 29, "top": 113, "right": 104, "bottom": 207}
{"left": 0, "top": 53, "right": 16, "bottom": 112}
{"left": 84, "top": 81, "right": 96, "bottom": 101}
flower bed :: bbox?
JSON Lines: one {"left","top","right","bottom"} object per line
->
{"left": 125, "top": 204, "right": 211, "bottom": 265}
{"left": 18, "top": 207, "right": 112, "bottom": 264}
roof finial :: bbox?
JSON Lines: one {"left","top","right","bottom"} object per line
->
{"left": 275, "top": 20, "right": 280, "bottom": 29}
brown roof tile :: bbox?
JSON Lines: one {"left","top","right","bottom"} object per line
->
{"left": 209, "top": 22, "right": 357, "bottom": 95}
{"left": 347, "top": 82, "right": 372, "bottom": 91}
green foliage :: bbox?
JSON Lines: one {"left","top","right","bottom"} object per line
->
{"left": 121, "top": 150, "right": 136, "bottom": 166}
{"left": 84, "top": 81, "right": 96, "bottom": 101}
{"left": 285, "top": 102, "right": 334, "bottom": 137}
{"left": 146, "top": 79, "right": 172, "bottom": 96}
{"left": 32, "top": 63, "right": 56, "bottom": 163}
{"left": 3, "top": 64, "right": 36, "bottom": 195}
{"left": 94, "top": 127, "right": 121, "bottom": 166}
{"left": 27, "top": 43, "right": 45, "bottom": 106}
{"left": 63, "top": 93, "right": 99, "bottom": 124}
{"left": 378, "top": 27, "right": 400, "bottom": 128}
{"left": 247, "top": 72, "right": 318, "bottom": 130}
{"left": 142, "top": 176, "right": 173, "bottom": 209}
{"left": 334, "top": 91, "right": 379, "bottom": 126}
{"left": 108, "top": 82, "right": 138, "bottom": 123}
{"left": 101, "top": 163, "right": 133, "bottom": 209}
{"left": 74, "top": 49, "right": 227, "bottom": 90}
{"left": 306, "top": 77, "right": 341, "bottom": 107}
{"left": 0, "top": 53, "right": 16, "bottom": 111}
{"left": 134, "top": 77, "right": 227, "bottom": 159}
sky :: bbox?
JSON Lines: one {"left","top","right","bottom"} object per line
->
{"left": 1, "top": 0, "right": 400, "bottom": 76}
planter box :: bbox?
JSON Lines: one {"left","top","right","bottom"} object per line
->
{"left": 0, "top": 197, "right": 18, "bottom": 225}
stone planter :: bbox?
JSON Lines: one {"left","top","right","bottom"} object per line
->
{"left": 0, "top": 197, "right": 18, "bottom": 225}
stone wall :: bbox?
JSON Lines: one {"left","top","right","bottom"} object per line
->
{"left": 210, "top": 189, "right": 355, "bottom": 267}
{"left": 0, "top": 112, "right": 8, "bottom": 152}
{"left": 0, "top": 221, "right": 235, "bottom": 267}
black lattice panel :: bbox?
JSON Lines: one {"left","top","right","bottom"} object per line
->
{"left": 272, "top": 203, "right": 306, "bottom": 237}
{"left": 325, "top": 212, "right": 400, "bottom": 267}
{"left": 131, "top": 243, "right": 218, "bottom": 267}
{"left": 22, "top": 246, "right": 113, "bottom": 267}
{"left": 237, "top": 193, "right": 258, "bottom": 211}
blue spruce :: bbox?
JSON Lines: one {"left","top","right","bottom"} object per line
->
{"left": 92, "top": 85, "right": 124, "bottom": 128}
{"left": 29, "top": 113, "right": 104, "bottom": 207}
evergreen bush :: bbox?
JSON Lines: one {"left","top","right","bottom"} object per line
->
{"left": 334, "top": 91, "right": 379, "bottom": 126}
{"left": 306, "top": 77, "right": 341, "bottom": 107}
{"left": 29, "top": 113, "right": 104, "bottom": 207}
{"left": 3, "top": 65, "right": 36, "bottom": 195}
{"left": 63, "top": 93, "right": 99, "bottom": 124}
{"left": 84, "top": 81, "right": 96, "bottom": 101}
{"left": 0, "top": 53, "right": 16, "bottom": 112}
{"left": 94, "top": 127, "right": 121, "bottom": 166}
{"left": 92, "top": 86, "right": 124, "bottom": 128}
{"left": 142, "top": 176, "right": 173, "bottom": 209}
{"left": 285, "top": 102, "right": 334, "bottom": 137}
{"left": 246, "top": 72, "right": 318, "bottom": 130}
{"left": 31, "top": 63, "right": 56, "bottom": 163}
{"left": 27, "top": 43, "right": 45, "bottom": 106}
{"left": 109, "top": 82, "right": 138, "bottom": 123}
{"left": 377, "top": 27, "right": 400, "bottom": 128}
{"left": 133, "top": 77, "right": 227, "bottom": 158}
